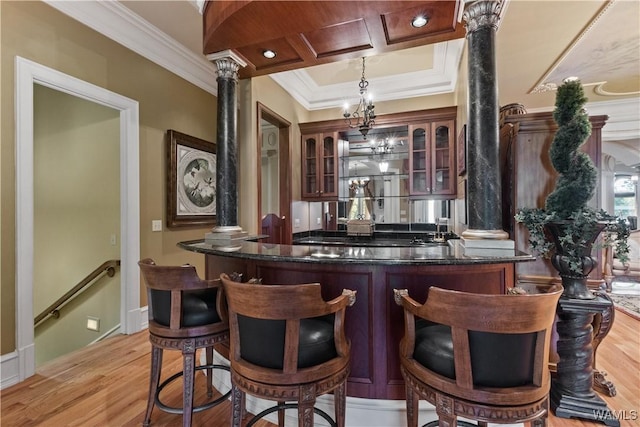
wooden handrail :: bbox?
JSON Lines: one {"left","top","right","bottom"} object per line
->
{"left": 34, "top": 259, "right": 121, "bottom": 326}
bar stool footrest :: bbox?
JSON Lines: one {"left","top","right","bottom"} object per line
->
{"left": 246, "top": 402, "right": 337, "bottom": 427}
{"left": 155, "top": 364, "right": 231, "bottom": 414}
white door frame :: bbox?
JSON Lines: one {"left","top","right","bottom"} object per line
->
{"left": 15, "top": 56, "right": 141, "bottom": 381}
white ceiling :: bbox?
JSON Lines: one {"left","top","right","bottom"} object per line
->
{"left": 46, "top": 0, "right": 639, "bottom": 169}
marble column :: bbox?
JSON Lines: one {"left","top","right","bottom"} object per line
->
{"left": 206, "top": 51, "right": 248, "bottom": 240}
{"left": 461, "top": 1, "right": 509, "bottom": 242}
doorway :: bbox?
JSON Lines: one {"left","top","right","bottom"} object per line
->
{"left": 33, "top": 84, "right": 121, "bottom": 367}
{"left": 15, "top": 57, "right": 141, "bottom": 381}
{"left": 257, "top": 103, "right": 291, "bottom": 244}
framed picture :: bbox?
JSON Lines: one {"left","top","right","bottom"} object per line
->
{"left": 457, "top": 124, "right": 467, "bottom": 176}
{"left": 166, "top": 129, "right": 217, "bottom": 228}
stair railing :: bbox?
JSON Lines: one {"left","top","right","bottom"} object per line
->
{"left": 34, "top": 259, "right": 121, "bottom": 326}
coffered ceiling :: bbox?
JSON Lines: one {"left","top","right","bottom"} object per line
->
{"left": 47, "top": 0, "right": 639, "bottom": 168}
{"left": 201, "top": 1, "right": 465, "bottom": 78}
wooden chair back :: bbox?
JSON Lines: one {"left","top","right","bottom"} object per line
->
{"left": 138, "top": 258, "right": 228, "bottom": 339}
{"left": 220, "top": 273, "right": 356, "bottom": 384}
{"left": 394, "top": 285, "right": 562, "bottom": 406}
{"left": 261, "top": 213, "right": 285, "bottom": 244}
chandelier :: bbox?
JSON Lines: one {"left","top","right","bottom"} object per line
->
{"left": 343, "top": 57, "right": 376, "bottom": 139}
{"left": 370, "top": 138, "right": 395, "bottom": 153}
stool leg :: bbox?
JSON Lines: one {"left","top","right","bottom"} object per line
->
{"left": 182, "top": 339, "right": 196, "bottom": 427}
{"left": 298, "top": 384, "right": 316, "bottom": 427}
{"left": 405, "top": 384, "right": 418, "bottom": 427}
{"left": 435, "top": 395, "right": 456, "bottom": 427}
{"left": 143, "top": 345, "right": 163, "bottom": 427}
{"left": 277, "top": 401, "right": 285, "bottom": 426}
{"left": 531, "top": 398, "right": 548, "bottom": 427}
{"left": 231, "top": 383, "right": 243, "bottom": 427}
{"left": 531, "top": 412, "right": 547, "bottom": 427}
{"left": 334, "top": 381, "right": 346, "bottom": 427}
{"left": 205, "top": 346, "right": 214, "bottom": 398}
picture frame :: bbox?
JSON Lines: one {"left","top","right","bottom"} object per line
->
{"left": 166, "top": 129, "right": 217, "bottom": 228}
{"left": 457, "top": 124, "right": 467, "bottom": 176}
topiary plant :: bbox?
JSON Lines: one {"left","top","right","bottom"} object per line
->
{"left": 545, "top": 79, "right": 597, "bottom": 217}
{"left": 515, "top": 79, "right": 629, "bottom": 281}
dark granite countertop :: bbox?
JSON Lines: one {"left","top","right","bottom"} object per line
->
{"left": 179, "top": 239, "right": 534, "bottom": 266}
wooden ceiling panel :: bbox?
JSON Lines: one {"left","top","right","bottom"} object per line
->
{"left": 236, "top": 37, "right": 305, "bottom": 72}
{"left": 303, "top": 19, "right": 373, "bottom": 58}
{"left": 203, "top": 0, "right": 465, "bottom": 78}
{"left": 382, "top": 2, "right": 461, "bottom": 45}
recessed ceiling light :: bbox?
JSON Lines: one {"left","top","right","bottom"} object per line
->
{"left": 263, "top": 50, "right": 276, "bottom": 59}
{"left": 411, "top": 15, "right": 428, "bottom": 28}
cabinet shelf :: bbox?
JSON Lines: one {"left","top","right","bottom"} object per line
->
{"left": 341, "top": 152, "right": 409, "bottom": 161}
{"left": 341, "top": 173, "right": 409, "bottom": 180}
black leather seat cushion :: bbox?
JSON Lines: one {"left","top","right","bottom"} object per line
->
{"left": 413, "top": 321, "right": 536, "bottom": 387}
{"left": 413, "top": 323, "right": 455, "bottom": 379}
{"left": 150, "top": 289, "right": 221, "bottom": 327}
{"left": 237, "top": 314, "right": 337, "bottom": 369}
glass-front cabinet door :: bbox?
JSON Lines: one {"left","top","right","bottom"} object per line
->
{"left": 409, "top": 123, "right": 430, "bottom": 195}
{"left": 409, "top": 120, "right": 455, "bottom": 196}
{"left": 431, "top": 120, "right": 455, "bottom": 195}
{"left": 302, "top": 134, "right": 318, "bottom": 199}
{"left": 321, "top": 134, "right": 338, "bottom": 198}
{"left": 301, "top": 132, "right": 338, "bottom": 200}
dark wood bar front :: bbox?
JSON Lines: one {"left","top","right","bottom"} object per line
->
{"left": 179, "top": 239, "right": 533, "bottom": 400}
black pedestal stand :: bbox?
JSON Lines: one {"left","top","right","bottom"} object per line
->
{"left": 551, "top": 295, "right": 620, "bottom": 426}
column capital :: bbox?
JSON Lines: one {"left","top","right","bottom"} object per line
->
{"left": 463, "top": 0, "right": 504, "bottom": 35}
{"left": 206, "top": 50, "right": 247, "bottom": 80}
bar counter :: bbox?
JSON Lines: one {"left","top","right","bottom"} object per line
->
{"left": 179, "top": 239, "right": 533, "bottom": 401}
{"left": 179, "top": 238, "right": 532, "bottom": 266}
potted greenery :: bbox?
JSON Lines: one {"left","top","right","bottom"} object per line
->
{"left": 515, "top": 78, "right": 629, "bottom": 299}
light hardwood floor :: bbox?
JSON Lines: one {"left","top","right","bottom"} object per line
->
{"left": 1, "top": 309, "right": 638, "bottom": 427}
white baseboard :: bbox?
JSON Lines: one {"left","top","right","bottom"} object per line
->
{"left": 139, "top": 306, "right": 148, "bottom": 330}
{"left": 0, "top": 351, "right": 20, "bottom": 389}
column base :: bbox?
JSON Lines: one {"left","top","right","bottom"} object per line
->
{"left": 204, "top": 226, "right": 248, "bottom": 251}
{"left": 206, "top": 226, "right": 248, "bottom": 240}
{"left": 461, "top": 228, "right": 510, "bottom": 240}
{"left": 460, "top": 230, "right": 514, "bottom": 256}
{"left": 550, "top": 385, "right": 620, "bottom": 426}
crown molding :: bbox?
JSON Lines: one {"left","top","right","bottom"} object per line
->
{"left": 43, "top": 0, "right": 218, "bottom": 96}
{"left": 585, "top": 97, "right": 640, "bottom": 141}
{"left": 271, "top": 40, "right": 464, "bottom": 111}
{"left": 527, "top": 97, "right": 640, "bottom": 142}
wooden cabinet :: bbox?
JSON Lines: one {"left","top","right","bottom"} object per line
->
{"left": 409, "top": 119, "right": 455, "bottom": 196}
{"left": 500, "top": 112, "right": 606, "bottom": 279}
{"left": 301, "top": 132, "right": 339, "bottom": 200}
{"left": 300, "top": 107, "right": 456, "bottom": 203}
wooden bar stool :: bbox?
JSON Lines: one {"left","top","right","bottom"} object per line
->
{"left": 394, "top": 285, "right": 562, "bottom": 427}
{"left": 138, "top": 258, "right": 231, "bottom": 427}
{"left": 220, "top": 273, "right": 356, "bottom": 427}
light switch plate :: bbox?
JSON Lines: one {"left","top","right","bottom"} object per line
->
{"left": 152, "top": 220, "right": 162, "bottom": 232}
